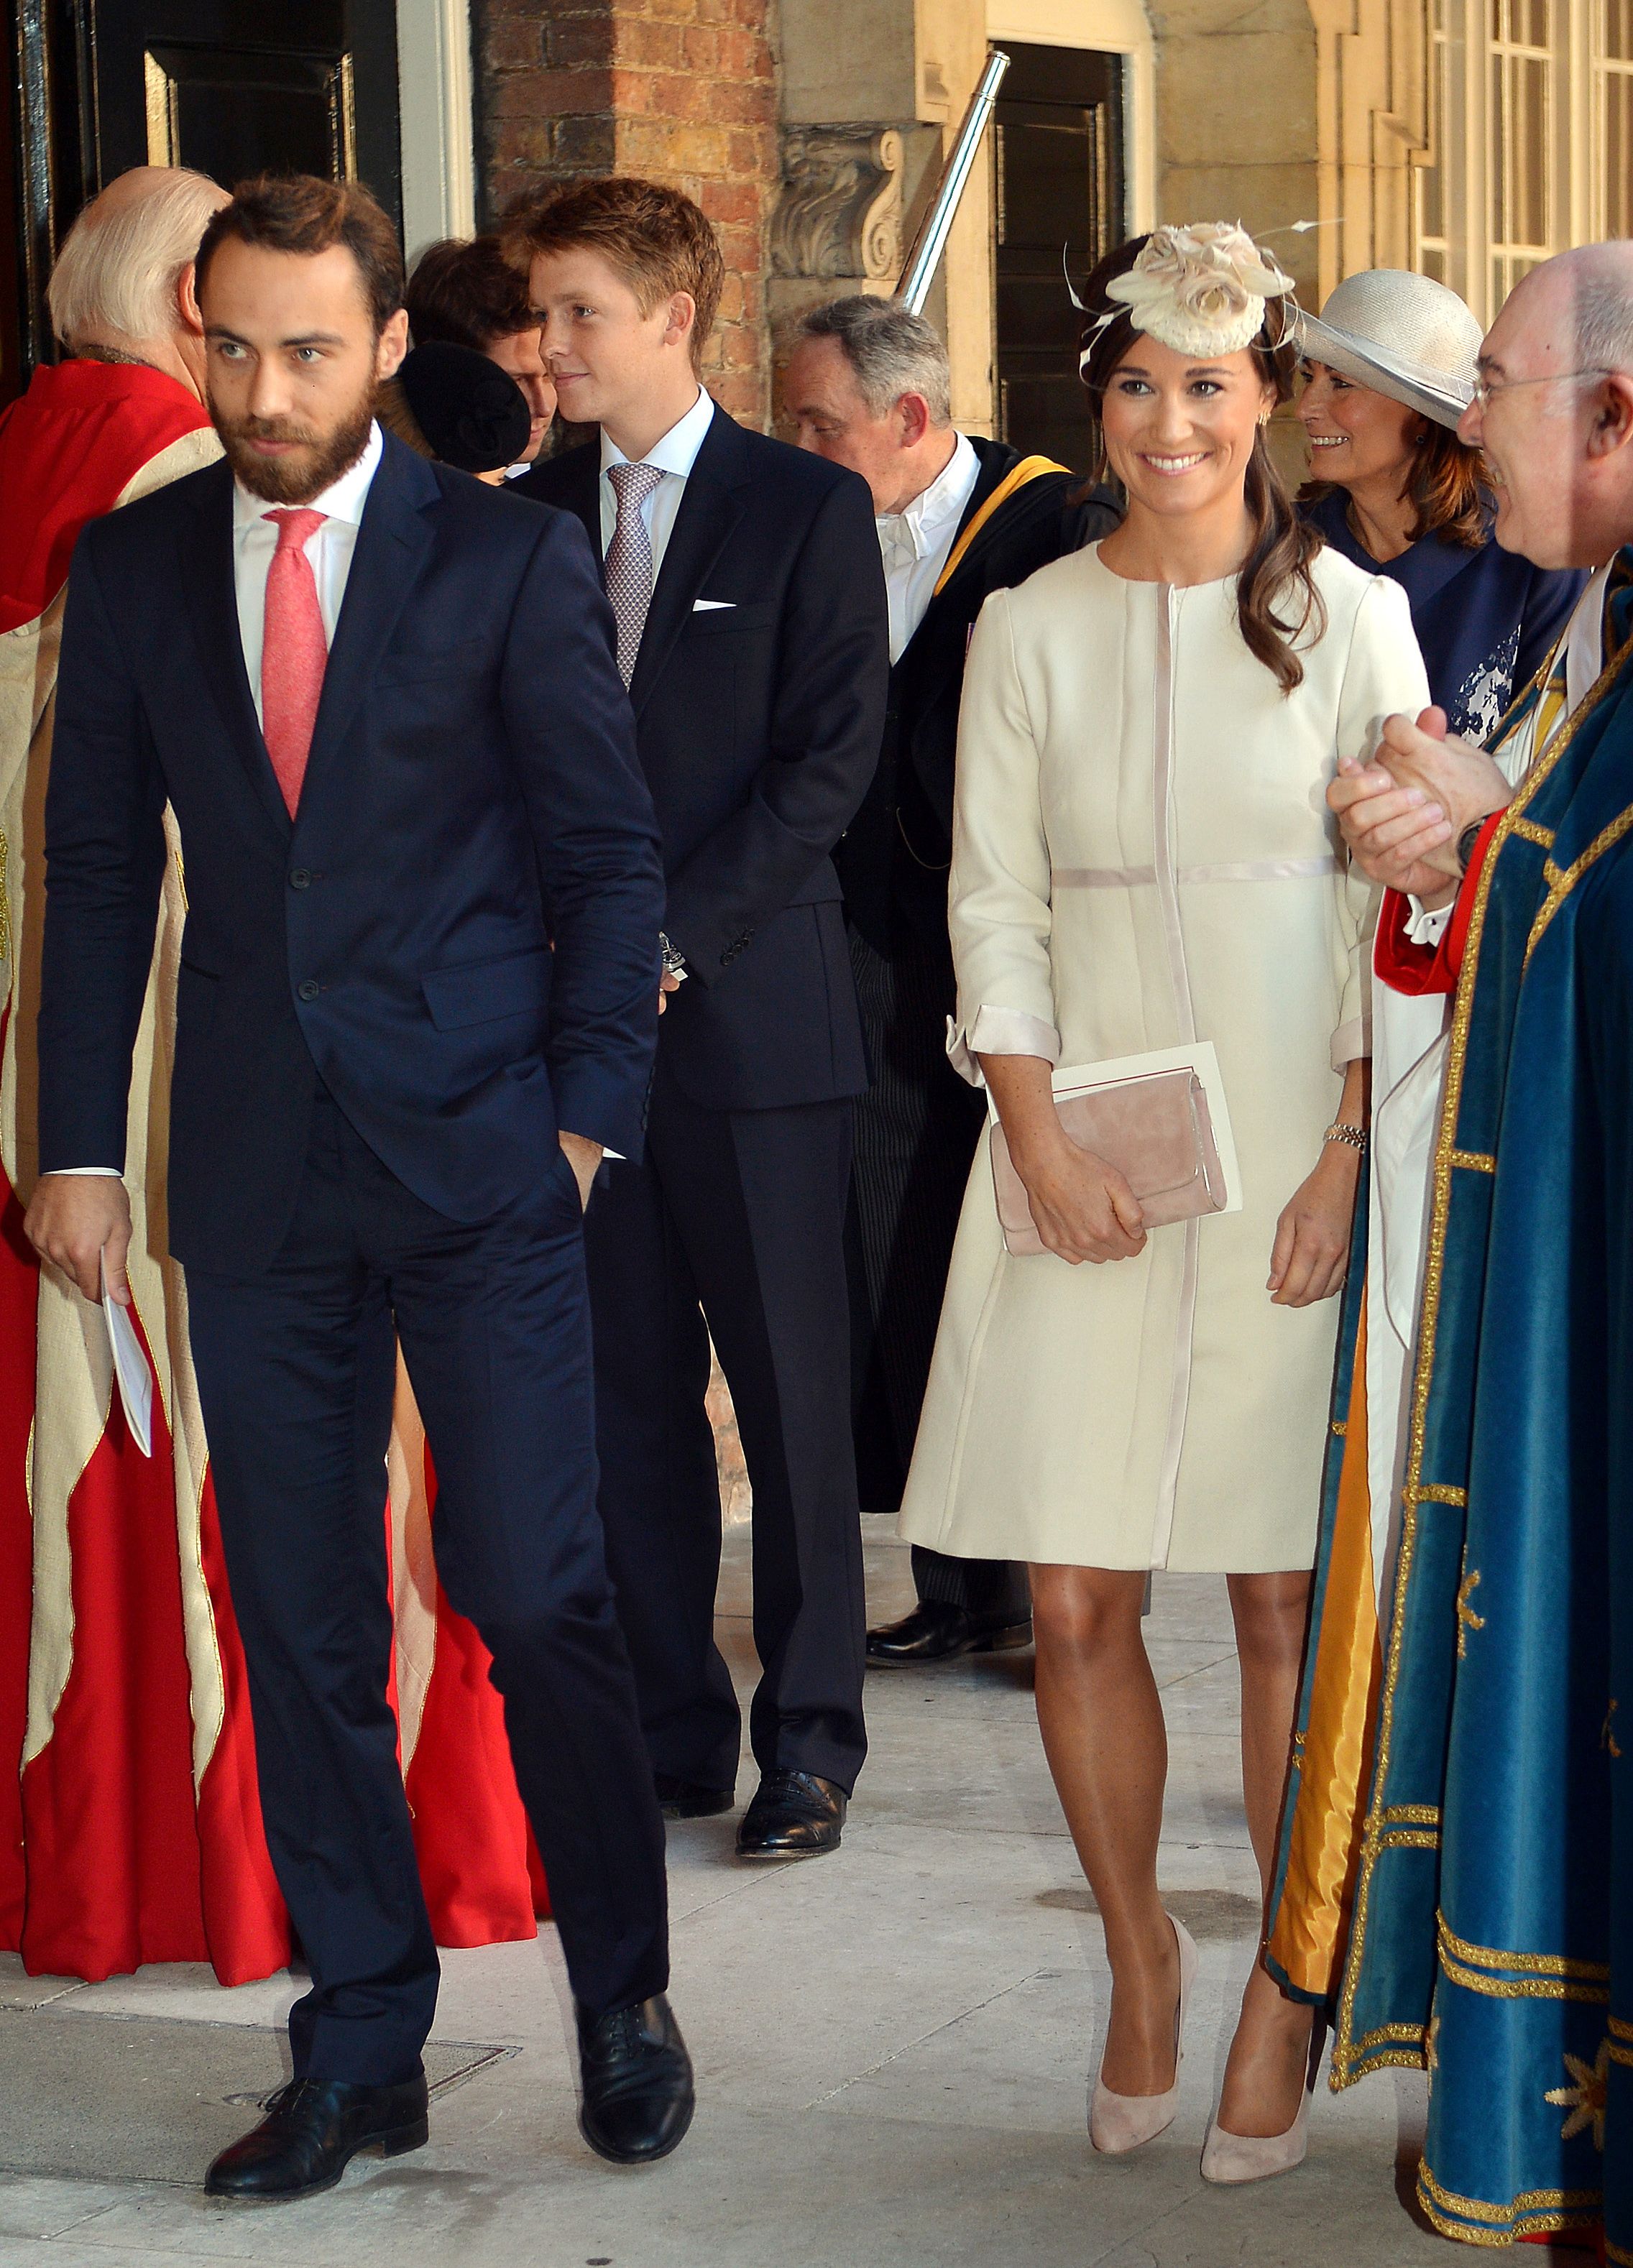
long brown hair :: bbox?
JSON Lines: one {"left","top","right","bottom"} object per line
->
{"left": 1303, "top": 415, "right": 1488, "bottom": 550}
{"left": 1073, "top": 235, "right": 1325, "bottom": 694}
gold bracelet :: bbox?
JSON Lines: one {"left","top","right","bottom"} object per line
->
{"left": 1323, "top": 1121, "right": 1367, "bottom": 1153}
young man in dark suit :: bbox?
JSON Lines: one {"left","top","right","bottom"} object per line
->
{"left": 514, "top": 180, "right": 889, "bottom": 1860}
{"left": 25, "top": 175, "right": 690, "bottom": 2198}
{"left": 784, "top": 298, "right": 1120, "bottom": 1664}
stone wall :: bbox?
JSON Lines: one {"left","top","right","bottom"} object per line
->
{"left": 474, "top": 0, "right": 780, "bottom": 425}
{"left": 1146, "top": 0, "right": 1320, "bottom": 305}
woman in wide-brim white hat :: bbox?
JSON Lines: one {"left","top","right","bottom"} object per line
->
{"left": 1296, "top": 269, "right": 1583, "bottom": 742}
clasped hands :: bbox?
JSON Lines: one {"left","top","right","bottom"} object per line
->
{"left": 1329, "top": 704, "right": 1514, "bottom": 907}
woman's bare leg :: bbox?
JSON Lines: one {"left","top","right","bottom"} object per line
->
{"left": 1215, "top": 1568, "right": 1317, "bottom": 2135}
{"left": 1031, "top": 1564, "right": 1181, "bottom": 2095}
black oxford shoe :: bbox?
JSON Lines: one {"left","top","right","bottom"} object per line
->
{"left": 205, "top": 2073, "right": 429, "bottom": 2201}
{"left": 577, "top": 1994, "right": 694, "bottom": 2165}
{"left": 653, "top": 1772, "right": 735, "bottom": 1820}
{"left": 865, "top": 1600, "right": 1033, "bottom": 1664}
{"left": 735, "top": 1769, "right": 847, "bottom": 1859}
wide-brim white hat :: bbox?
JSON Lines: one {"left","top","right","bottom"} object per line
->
{"left": 1294, "top": 269, "right": 1482, "bottom": 428}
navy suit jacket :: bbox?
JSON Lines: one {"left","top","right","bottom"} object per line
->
{"left": 37, "top": 432, "right": 666, "bottom": 1276}
{"left": 520, "top": 406, "right": 888, "bottom": 1112}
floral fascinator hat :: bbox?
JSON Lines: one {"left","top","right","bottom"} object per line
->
{"left": 1081, "top": 223, "right": 1296, "bottom": 367}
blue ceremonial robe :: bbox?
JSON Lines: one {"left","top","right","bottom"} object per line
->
{"left": 1292, "top": 556, "right": 1633, "bottom": 2250}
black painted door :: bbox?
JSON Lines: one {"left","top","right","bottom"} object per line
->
{"left": 992, "top": 42, "right": 1124, "bottom": 473}
{"left": 4, "top": 0, "right": 400, "bottom": 398}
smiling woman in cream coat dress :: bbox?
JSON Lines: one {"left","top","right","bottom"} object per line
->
{"left": 898, "top": 540, "right": 1429, "bottom": 1575}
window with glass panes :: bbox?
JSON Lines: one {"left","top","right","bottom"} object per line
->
{"left": 1412, "top": 0, "right": 1628, "bottom": 321}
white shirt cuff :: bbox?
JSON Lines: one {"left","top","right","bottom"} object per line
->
{"left": 1405, "top": 895, "right": 1455, "bottom": 947}
{"left": 48, "top": 1166, "right": 122, "bottom": 1177}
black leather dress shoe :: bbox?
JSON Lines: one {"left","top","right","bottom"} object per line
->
{"left": 205, "top": 2073, "right": 429, "bottom": 2201}
{"left": 865, "top": 1600, "right": 1033, "bottom": 1664}
{"left": 653, "top": 1771, "right": 735, "bottom": 1820}
{"left": 577, "top": 1994, "right": 694, "bottom": 2164}
{"left": 735, "top": 1769, "right": 847, "bottom": 1859}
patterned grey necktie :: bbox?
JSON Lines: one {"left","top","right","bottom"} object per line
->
{"left": 605, "top": 460, "right": 667, "bottom": 686}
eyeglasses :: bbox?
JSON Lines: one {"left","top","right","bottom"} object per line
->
{"left": 1470, "top": 368, "right": 1613, "bottom": 410}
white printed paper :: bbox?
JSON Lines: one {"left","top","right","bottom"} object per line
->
{"left": 101, "top": 1255, "right": 153, "bottom": 1457}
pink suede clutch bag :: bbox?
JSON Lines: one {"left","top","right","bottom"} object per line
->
{"left": 990, "top": 1066, "right": 1227, "bottom": 1255}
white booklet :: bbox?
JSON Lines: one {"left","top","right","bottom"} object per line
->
{"left": 988, "top": 1038, "right": 1244, "bottom": 1216}
{"left": 101, "top": 1255, "right": 153, "bottom": 1458}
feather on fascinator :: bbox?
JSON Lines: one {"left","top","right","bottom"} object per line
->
{"left": 1077, "top": 223, "right": 1295, "bottom": 370}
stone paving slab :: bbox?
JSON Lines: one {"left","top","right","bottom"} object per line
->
{"left": 0, "top": 1519, "right": 1524, "bottom": 2265}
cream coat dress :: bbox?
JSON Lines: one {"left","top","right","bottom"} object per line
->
{"left": 897, "top": 542, "right": 1430, "bottom": 1573}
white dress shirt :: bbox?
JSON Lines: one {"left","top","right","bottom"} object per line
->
{"left": 875, "top": 430, "right": 980, "bottom": 665}
{"left": 233, "top": 420, "right": 383, "bottom": 725}
{"left": 597, "top": 387, "right": 717, "bottom": 573}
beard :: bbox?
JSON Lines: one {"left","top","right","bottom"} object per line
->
{"left": 213, "top": 387, "right": 377, "bottom": 504}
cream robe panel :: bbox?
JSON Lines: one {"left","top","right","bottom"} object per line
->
{"left": 898, "top": 543, "right": 1430, "bottom": 1574}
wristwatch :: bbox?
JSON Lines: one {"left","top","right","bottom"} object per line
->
{"left": 1455, "top": 819, "right": 1486, "bottom": 875}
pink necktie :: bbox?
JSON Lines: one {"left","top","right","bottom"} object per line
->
{"left": 260, "top": 508, "right": 329, "bottom": 816}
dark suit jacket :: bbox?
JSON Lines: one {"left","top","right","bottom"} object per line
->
{"left": 38, "top": 433, "right": 666, "bottom": 1276}
{"left": 520, "top": 405, "right": 888, "bottom": 1112}
{"left": 837, "top": 437, "right": 1121, "bottom": 954}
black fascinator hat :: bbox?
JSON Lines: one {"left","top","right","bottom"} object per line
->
{"left": 394, "top": 341, "right": 532, "bottom": 474}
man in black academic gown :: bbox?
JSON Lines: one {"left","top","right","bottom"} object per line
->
{"left": 784, "top": 298, "right": 1118, "bottom": 1665}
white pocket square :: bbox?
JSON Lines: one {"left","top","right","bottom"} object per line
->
{"left": 692, "top": 599, "right": 736, "bottom": 612}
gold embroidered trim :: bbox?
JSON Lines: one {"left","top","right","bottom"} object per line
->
{"left": 1404, "top": 1483, "right": 1468, "bottom": 1507}
{"left": 1330, "top": 1418, "right": 1348, "bottom": 1436}
{"left": 1379, "top": 1827, "right": 1440, "bottom": 1850}
{"left": 1448, "top": 1148, "right": 1496, "bottom": 1173}
{"left": 1610, "top": 2014, "right": 1633, "bottom": 2039}
{"left": 1609, "top": 2039, "right": 1633, "bottom": 2069}
{"left": 1455, "top": 1566, "right": 1486, "bottom": 1656}
{"left": 1383, "top": 1804, "right": 1441, "bottom": 1825}
{"left": 1419, "top": 2164, "right": 1602, "bottom": 2226}
{"left": 1608, "top": 2242, "right": 1633, "bottom": 2267}
{"left": 1527, "top": 801, "right": 1633, "bottom": 963}
{"left": 1439, "top": 1947, "right": 1611, "bottom": 2003}
{"left": 1333, "top": 635, "right": 1631, "bottom": 2078}
{"left": 1509, "top": 816, "right": 1556, "bottom": 848}
{"left": 1438, "top": 1916, "right": 1611, "bottom": 1980}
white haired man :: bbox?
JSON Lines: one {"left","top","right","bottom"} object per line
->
{"left": 1264, "top": 245, "right": 1633, "bottom": 2239}
{"left": 784, "top": 297, "right": 1118, "bottom": 1664}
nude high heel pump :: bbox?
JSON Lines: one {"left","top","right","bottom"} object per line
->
{"left": 1199, "top": 2014, "right": 1325, "bottom": 2184}
{"left": 1089, "top": 1916, "right": 1199, "bottom": 2155}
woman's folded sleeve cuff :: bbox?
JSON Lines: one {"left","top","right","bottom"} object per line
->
{"left": 946, "top": 1005, "right": 1062, "bottom": 1087}
{"left": 1330, "top": 1014, "right": 1369, "bottom": 1072}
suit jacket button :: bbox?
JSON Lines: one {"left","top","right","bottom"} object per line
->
{"left": 297, "top": 979, "right": 321, "bottom": 1002}
{"left": 290, "top": 867, "right": 311, "bottom": 889}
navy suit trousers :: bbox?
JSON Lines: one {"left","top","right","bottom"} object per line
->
{"left": 583, "top": 1063, "right": 868, "bottom": 1796}
{"left": 186, "top": 1091, "right": 668, "bottom": 2085}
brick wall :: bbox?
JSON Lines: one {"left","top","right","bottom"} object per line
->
{"left": 476, "top": 0, "right": 779, "bottom": 427}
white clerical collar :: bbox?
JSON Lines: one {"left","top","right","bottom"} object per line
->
{"left": 232, "top": 419, "right": 384, "bottom": 532}
{"left": 876, "top": 430, "right": 978, "bottom": 561}
{"left": 599, "top": 387, "right": 716, "bottom": 482}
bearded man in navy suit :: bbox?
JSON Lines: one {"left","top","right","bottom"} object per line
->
{"left": 25, "top": 174, "right": 691, "bottom": 2200}
{"left": 515, "top": 181, "right": 889, "bottom": 1861}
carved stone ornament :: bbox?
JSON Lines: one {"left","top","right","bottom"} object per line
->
{"left": 771, "top": 126, "right": 906, "bottom": 281}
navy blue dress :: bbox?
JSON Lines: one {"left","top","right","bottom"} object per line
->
{"left": 1302, "top": 489, "right": 1586, "bottom": 742}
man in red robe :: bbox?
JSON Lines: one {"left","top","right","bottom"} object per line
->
{"left": 1, "top": 164, "right": 232, "bottom": 1973}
